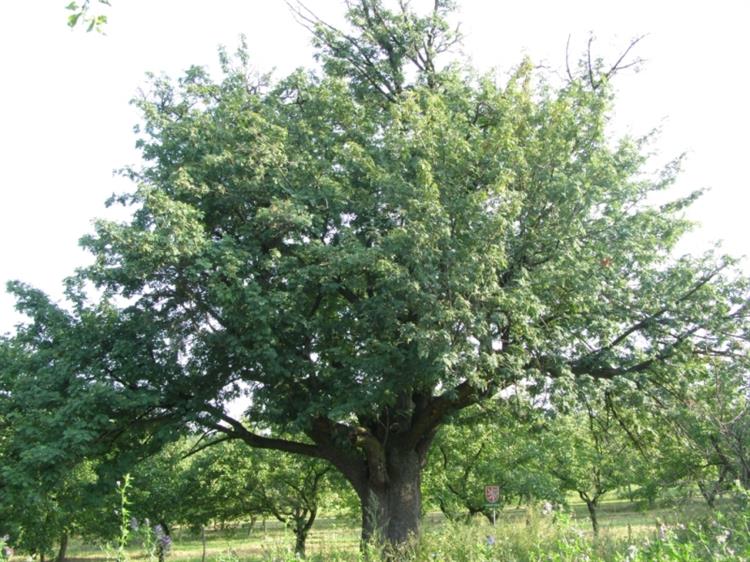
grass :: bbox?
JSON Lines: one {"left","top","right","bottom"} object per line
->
{"left": 57, "top": 496, "right": 725, "bottom": 561}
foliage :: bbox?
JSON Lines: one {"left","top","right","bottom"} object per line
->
{"left": 251, "top": 446, "right": 332, "bottom": 556}
{"left": 65, "top": 0, "right": 111, "bottom": 33}
{"left": 128, "top": 442, "right": 193, "bottom": 537}
{"left": 666, "top": 361, "right": 750, "bottom": 502}
{"left": 0, "top": 294, "right": 177, "bottom": 556}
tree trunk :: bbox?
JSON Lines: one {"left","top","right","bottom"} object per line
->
{"left": 200, "top": 526, "right": 206, "bottom": 562}
{"left": 294, "top": 528, "right": 308, "bottom": 558}
{"left": 585, "top": 499, "right": 599, "bottom": 536}
{"left": 56, "top": 533, "right": 68, "bottom": 562}
{"left": 357, "top": 448, "right": 422, "bottom": 548}
{"left": 246, "top": 516, "right": 257, "bottom": 537}
{"left": 699, "top": 481, "right": 717, "bottom": 509}
{"left": 293, "top": 508, "right": 317, "bottom": 558}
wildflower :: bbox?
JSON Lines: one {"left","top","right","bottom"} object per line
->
{"left": 657, "top": 522, "right": 668, "bottom": 541}
{"left": 541, "top": 501, "right": 553, "bottom": 515}
{"left": 130, "top": 517, "right": 139, "bottom": 531}
{"left": 716, "top": 529, "right": 730, "bottom": 544}
{"left": 624, "top": 544, "right": 638, "bottom": 562}
{"left": 486, "top": 535, "right": 495, "bottom": 547}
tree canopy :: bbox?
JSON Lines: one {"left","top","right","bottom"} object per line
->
{"left": 4, "top": 0, "right": 750, "bottom": 548}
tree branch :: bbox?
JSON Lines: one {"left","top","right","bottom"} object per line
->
{"left": 200, "top": 407, "right": 325, "bottom": 459}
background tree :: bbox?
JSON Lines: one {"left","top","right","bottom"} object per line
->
{"left": 173, "top": 437, "right": 335, "bottom": 557}
{"left": 5, "top": 0, "right": 750, "bottom": 548}
{"left": 176, "top": 439, "right": 265, "bottom": 534}
{"left": 653, "top": 359, "right": 750, "bottom": 506}
{"left": 540, "top": 381, "right": 653, "bottom": 535}
{"left": 424, "top": 403, "right": 560, "bottom": 522}
{"left": 128, "top": 442, "right": 196, "bottom": 538}
{"left": 250, "top": 446, "right": 332, "bottom": 557}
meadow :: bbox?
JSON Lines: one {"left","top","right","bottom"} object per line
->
{"left": 51, "top": 495, "right": 748, "bottom": 562}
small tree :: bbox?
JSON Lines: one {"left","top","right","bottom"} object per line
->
{"left": 424, "top": 405, "right": 560, "bottom": 522}
{"left": 541, "top": 383, "right": 648, "bottom": 535}
{"left": 251, "top": 447, "right": 331, "bottom": 557}
{"left": 653, "top": 360, "right": 750, "bottom": 506}
{"left": 178, "top": 438, "right": 332, "bottom": 557}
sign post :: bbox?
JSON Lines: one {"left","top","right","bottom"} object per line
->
{"left": 484, "top": 485, "right": 500, "bottom": 526}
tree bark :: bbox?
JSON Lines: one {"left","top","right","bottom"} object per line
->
{"left": 357, "top": 448, "right": 422, "bottom": 548}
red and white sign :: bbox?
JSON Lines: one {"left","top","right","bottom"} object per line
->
{"left": 484, "top": 485, "right": 500, "bottom": 504}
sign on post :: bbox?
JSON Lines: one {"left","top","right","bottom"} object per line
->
{"left": 484, "top": 485, "right": 500, "bottom": 504}
{"left": 484, "top": 485, "right": 500, "bottom": 526}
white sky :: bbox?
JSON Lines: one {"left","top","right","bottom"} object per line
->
{"left": 1, "top": 1, "right": 749, "bottom": 335}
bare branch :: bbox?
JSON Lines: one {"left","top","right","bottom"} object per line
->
{"left": 603, "top": 34, "right": 647, "bottom": 80}
{"left": 565, "top": 34, "right": 574, "bottom": 82}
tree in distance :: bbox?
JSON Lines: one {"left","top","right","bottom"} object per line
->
{"left": 540, "top": 382, "right": 647, "bottom": 535}
{"left": 423, "top": 404, "right": 561, "bottom": 523}
{"left": 5, "top": 0, "right": 750, "bottom": 548}
{"left": 129, "top": 438, "right": 335, "bottom": 557}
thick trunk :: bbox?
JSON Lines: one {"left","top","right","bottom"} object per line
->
{"left": 358, "top": 448, "right": 422, "bottom": 547}
{"left": 302, "top": 390, "right": 470, "bottom": 550}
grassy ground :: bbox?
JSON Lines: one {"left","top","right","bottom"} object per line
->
{"left": 59, "top": 496, "right": 718, "bottom": 561}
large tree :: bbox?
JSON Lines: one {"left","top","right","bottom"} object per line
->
{"left": 5, "top": 0, "right": 750, "bottom": 547}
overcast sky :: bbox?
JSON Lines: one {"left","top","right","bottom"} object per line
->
{"left": 1, "top": 1, "right": 748, "bottom": 334}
